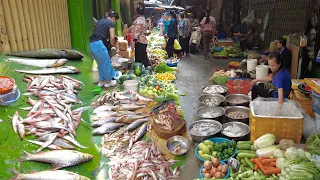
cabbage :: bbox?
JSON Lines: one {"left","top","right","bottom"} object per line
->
{"left": 284, "top": 147, "right": 299, "bottom": 160}
{"left": 273, "top": 149, "right": 284, "bottom": 158}
{"left": 305, "top": 151, "right": 312, "bottom": 160}
{"left": 256, "top": 145, "right": 279, "bottom": 157}
{"left": 297, "top": 148, "right": 305, "bottom": 158}
{"left": 276, "top": 157, "right": 287, "bottom": 169}
{"left": 253, "top": 134, "right": 276, "bottom": 149}
{"left": 306, "top": 134, "right": 320, "bottom": 155}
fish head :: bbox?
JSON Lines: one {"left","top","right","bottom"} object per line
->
{"left": 67, "top": 66, "right": 81, "bottom": 74}
{"left": 53, "top": 59, "right": 68, "bottom": 67}
{"left": 80, "top": 153, "right": 94, "bottom": 161}
{"left": 63, "top": 49, "right": 84, "bottom": 60}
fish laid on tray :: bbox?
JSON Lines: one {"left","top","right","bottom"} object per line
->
{"left": 21, "top": 150, "right": 93, "bottom": 169}
{"left": 11, "top": 169, "right": 90, "bottom": 180}
{"left": 7, "top": 49, "right": 84, "bottom": 60}
{"left": 6, "top": 58, "right": 68, "bottom": 68}
{"left": 15, "top": 66, "right": 80, "bottom": 74}
{"left": 11, "top": 75, "right": 88, "bottom": 151}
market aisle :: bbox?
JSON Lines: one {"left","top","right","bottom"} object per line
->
{"left": 175, "top": 54, "right": 237, "bottom": 179}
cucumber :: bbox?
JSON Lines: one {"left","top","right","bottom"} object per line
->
{"left": 236, "top": 150, "right": 255, "bottom": 154}
{"left": 236, "top": 144, "right": 251, "bottom": 150}
{"left": 244, "top": 157, "right": 255, "bottom": 170}
{"left": 237, "top": 153, "right": 257, "bottom": 159}
{"left": 251, "top": 145, "right": 256, "bottom": 151}
{"left": 237, "top": 141, "right": 252, "bottom": 145}
{"left": 240, "top": 159, "right": 247, "bottom": 167}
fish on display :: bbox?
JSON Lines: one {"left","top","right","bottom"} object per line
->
{"left": 7, "top": 49, "right": 84, "bottom": 60}
{"left": 11, "top": 169, "right": 90, "bottom": 180}
{"left": 126, "top": 118, "right": 149, "bottom": 131}
{"left": 21, "top": 150, "right": 93, "bottom": 169}
{"left": 92, "top": 123, "right": 126, "bottom": 135}
{"left": 91, "top": 117, "right": 117, "bottom": 128}
{"left": 129, "top": 124, "right": 148, "bottom": 149}
{"left": 6, "top": 58, "right": 68, "bottom": 68}
{"left": 15, "top": 66, "right": 80, "bottom": 74}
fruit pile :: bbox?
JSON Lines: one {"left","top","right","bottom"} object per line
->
{"left": 198, "top": 139, "right": 236, "bottom": 161}
{"left": 155, "top": 72, "right": 175, "bottom": 82}
{"left": 229, "top": 62, "right": 240, "bottom": 69}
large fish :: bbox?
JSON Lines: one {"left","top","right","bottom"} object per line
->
{"left": 6, "top": 58, "right": 68, "bottom": 68}
{"left": 126, "top": 118, "right": 149, "bottom": 131}
{"left": 7, "top": 49, "right": 84, "bottom": 60}
{"left": 11, "top": 169, "right": 90, "bottom": 180}
{"left": 21, "top": 150, "right": 93, "bottom": 169}
{"left": 92, "top": 123, "right": 125, "bottom": 135}
{"left": 15, "top": 66, "right": 80, "bottom": 74}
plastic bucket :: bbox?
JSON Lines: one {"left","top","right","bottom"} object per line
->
{"left": 123, "top": 80, "right": 138, "bottom": 92}
{"left": 247, "top": 59, "right": 258, "bottom": 72}
{"left": 256, "top": 65, "right": 269, "bottom": 79}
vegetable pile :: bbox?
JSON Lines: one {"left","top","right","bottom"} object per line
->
{"left": 202, "top": 158, "right": 229, "bottom": 179}
{"left": 306, "top": 134, "right": 320, "bottom": 156}
{"left": 154, "top": 62, "right": 177, "bottom": 73}
{"left": 198, "top": 139, "right": 236, "bottom": 161}
{"left": 155, "top": 72, "right": 175, "bottom": 82}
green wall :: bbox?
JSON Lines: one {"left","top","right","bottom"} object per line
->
{"left": 68, "top": 0, "right": 94, "bottom": 54}
{"left": 112, "top": 0, "right": 122, "bottom": 36}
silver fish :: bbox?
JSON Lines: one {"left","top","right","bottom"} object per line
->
{"left": 6, "top": 58, "right": 68, "bottom": 68}
{"left": 62, "top": 135, "right": 88, "bottom": 149}
{"left": 36, "top": 133, "right": 58, "bottom": 153}
{"left": 15, "top": 66, "right": 80, "bottom": 74}
{"left": 126, "top": 118, "right": 149, "bottom": 131}
{"left": 22, "top": 150, "right": 93, "bottom": 169}
{"left": 92, "top": 123, "right": 125, "bottom": 135}
{"left": 11, "top": 111, "right": 19, "bottom": 133}
{"left": 114, "top": 104, "right": 146, "bottom": 111}
{"left": 129, "top": 124, "right": 148, "bottom": 149}
{"left": 91, "top": 117, "right": 117, "bottom": 128}
{"left": 17, "top": 117, "right": 25, "bottom": 140}
{"left": 52, "top": 138, "right": 75, "bottom": 149}
{"left": 72, "top": 106, "right": 92, "bottom": 114}
{"left": 11, "top": 169, "right": 90, "bottom": 180}
{"left": 26, "top": 140, "right": 62, "bottom": 150}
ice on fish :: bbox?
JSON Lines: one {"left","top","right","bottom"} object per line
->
{"left": 222, "top": 124, "right": 245, "bottom": 137}
{"left": 189, "top": 122, "right": 220, "bottom": 136}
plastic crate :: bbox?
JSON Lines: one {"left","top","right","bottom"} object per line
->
{"left": 249, "top": 101, "right": 304, "bottom": 144}
{"left": 312, "top": 89, "right": 320, "bottom": 115}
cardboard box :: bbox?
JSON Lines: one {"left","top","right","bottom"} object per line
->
{"left": 118, "top": 50, "right": 130, "bottom": 58}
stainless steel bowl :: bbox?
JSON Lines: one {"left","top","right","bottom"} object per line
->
{"left": 166, "top": 135, "right": 190, "bottom": 155}
{"left": 202, "top": 85, "right": 228, "bottom": 96}
{"left": 220, "top": 122, "right": 250, "bottom": 141}
{"left": 188, "top": 119, "right": 222, "bottom": 142}
{"left": 224, "top": 106, "right": 250, "bottom": 124}
{"left": 198, "top": 94, "right": 226, "bottom": 107}
{"left": 225, "top": 94, "right": 250, "bottom": 107}
{"left": 196, "top": 106, "right": 225, "bottom": 121}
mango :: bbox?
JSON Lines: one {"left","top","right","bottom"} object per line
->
{"left": 207, "top": 145, "right": 214, "bottom": 151}
{"left": 198, "top": 150, "right": 203, "bottom": 157}
{"left": 202, "top": 154, "right": 212, "bottom": 161}
{"left": 201, "top": 146, "right": 210, "bottom": 155}
{"left": 198, "top": 143, "right": 206, "bottom": 150}
{"left": 204, "top": 140, "right": 214, "bottom": 146}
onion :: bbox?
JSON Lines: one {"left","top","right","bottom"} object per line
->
{"left": 203, "top": 173, "right": 211, "bottom": 178}
{"left": 211, "top": 157, "right": 220, "bottom": 167}
{"left": 210, "top": 167, "right": 217, "bottom": 177}
{"left": 204, "top": 161, "right": 213, "bottom": 170}
{"left": 217, "top": 164, "right": 223, "bottom": 172}
{"left": 221, "top": 164, "right": 228, "bottom": 173}
{"left": 202, "top": 168, "right": 207, "bottom": 173}
{"left": 214, "top": 172, "right": 224, "bottom": 178}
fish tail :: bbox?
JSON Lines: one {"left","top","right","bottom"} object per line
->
{"left": 9, "top": 169, "right": 20, "bottom": 180}
{"left": 20, "top": 151, "right": 32, "bottom": 161}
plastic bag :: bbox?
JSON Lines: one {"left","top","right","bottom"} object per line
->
{"left": 111, "top": 55, "right": 128, "bottom": 67}
{"left": 242, "top": 10, "right": 255, "bottom": 25}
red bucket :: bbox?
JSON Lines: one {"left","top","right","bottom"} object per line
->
{"left": 227, "top": 80, "right": 251, "bottom": 95}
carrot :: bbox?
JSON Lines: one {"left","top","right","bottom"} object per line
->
{"left": 250, "top": 158, "right": 256, "bottom": 163}
{"left": 254, "top": 164, "right": 258, "bottom": 170}
{"left": 270, "top": 162, "right": 276, "bottom": 167}
{"left": 255, "top": 159, "right": 266, "bottom": 171}
{"left": 261, "top": 158, "right": 277, "bottom": 165}
{"left": 258, "top": 157, "right": 268, "bottom": 161}
{"left": 262, "top": 167, "right": 281, "bottom": 175}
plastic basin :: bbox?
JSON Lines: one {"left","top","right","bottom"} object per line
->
{"left": 199, "top": 161, "right": 230, "bottom": 179}
{"left": 195, "top": 137, "right": 236, "bottom": 163}
{"left": 227, "top": 80, "right": 251, "bottom": 95}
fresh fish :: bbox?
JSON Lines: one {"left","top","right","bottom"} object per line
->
{"left": 17, "top": 117, "right": 25, "bottom": 140}
{"left": 114, "top": 104, "right": 145, "bottom": 111}
{"left": 6, "top": 57, "right": 68, "bottom": 68}
{"left": 115, "top": 115, "right": 149, "bottom": 124}
{"left": 92, "top": 123, "right": 125, "bottom": 135}
{"left": 126, "top": 118, "right": 149, "bottom": 131}
{"left": 129, "top": 124, "right": 148, "bottom": 149}
{"left": 60, "top": 75, "right": 84, "bottom": 86}
{"left": 11, "top": 111, "right": 19, "bottom": 133}
{"left": 21, "top": 150, "right": 93, "bottom": 169}
{"left": 93, "top": 105, "right": 115, "bottom": 114}
{"left": 11, "top": 169, "right": 90, "bottom": 180}
{"left": 15, "top": 66, "right": 80, "bottom": 75}
{"left": 19, "top": 107, "right": 32, "bottom": 111}
{"left": 91, "top": 117, "right": 117, "bottom": 128}
{"left": 73, "top": 106, "right": 92, "bottom": 114}
{"left": 62, "top": 135, "right": 88, "bottom": 149}
{"left": 26, "top": 140, "right": 62, "bottom": 150}
{"left": 7, "top": 49, "right": 84, "bottom": 60}
{"left": 52, "top": 138, "right": 75, "bottom": 149}
{"left": 36, "top": 133, "right": 58, "bottom": 153}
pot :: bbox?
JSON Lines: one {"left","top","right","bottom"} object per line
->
{"left": 198, "top": 94, "right": 225, "bottom": 107}
{"left": 225, "top": 94, "right": 250, "bottom": 107}
{"left": 196, "top": 106, "right": 225, "bottom": 122}
{"left": 188, "top": 119, "right": 222, "bottom": 142}
{"left": 223, "top": 106, "right": 250, "bottom": 125}
{"left": 220, "top": 122, "right": 250, "bottom": 141}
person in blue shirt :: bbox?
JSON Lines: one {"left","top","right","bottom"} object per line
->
{"left": 251, "top": 53, "right": 292, "bottom": 106}
{"left": 163, "top": 13, "right": 171, "bottom": 35}
{"left": 165, "top": 10, "right": 178, "bottom": 58}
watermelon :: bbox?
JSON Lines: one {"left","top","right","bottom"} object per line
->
{"left": 119, "top": 75, "right": 131, "bottom": 83}
{"left": 129, "top": 74, "right": 136, "bottom": 79}
{"left": 135, "top": 66, "right": 142, "bottom": 76}
{"left": 131, "top": 62, "right": 142, "bottom": 69}
{"left": 128, "top": 69, "right": 135, "bottom": 74}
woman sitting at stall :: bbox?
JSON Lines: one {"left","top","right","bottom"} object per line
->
{"left": 251, "top": 53, "right": 292, "bottom": 106}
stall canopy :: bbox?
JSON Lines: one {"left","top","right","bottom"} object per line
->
{"left": 144, "top": 0, "right": 184, "bottom": 11}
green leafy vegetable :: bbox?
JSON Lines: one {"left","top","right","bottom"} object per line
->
{"left": 154, "top": 62, "right": 177, "bottom": 73}
{"left": 253, "top": 134, "right": 276, "bottom": 149}
{"left": 306, "top": 134, "right": 320, "bottom": 156}
{"left": 284, "top": 147, "right": 299, "bottom": 160}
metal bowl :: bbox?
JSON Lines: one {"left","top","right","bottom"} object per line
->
{"left": 198, "top": 94, "right": 226, "bottom": 107}
{"left": 221, "top": 122, "right": 250, "bottom": 141}
{"left": 225, "top": 94, "right": 250, "bottom": 107}
{"left": 202, "top": 85, "right": 228, "bottom": 96}
{"left": 224, "top": 106, "right": 250, "bottom": 124}
{"left": 196, "top": 106, "right": 225, "bottom": 121}
{"left": 298, "top": 84, "right": 311, "bottom": 98}
{"left": 166, "top": 135, "right": 190, "bottom": 155}
{"left": 188, "top": 119, "right": 222, "bottom": 142}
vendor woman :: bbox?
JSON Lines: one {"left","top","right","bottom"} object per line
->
{"left": 251, "top": 53, "right": 292, "bottom": 106}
